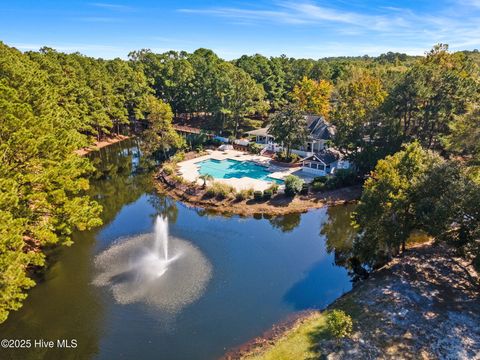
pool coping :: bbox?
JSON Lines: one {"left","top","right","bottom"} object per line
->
{"left": 196, "top": 157, "right": 284, "bottom": 185}
{"left": 176, "top": 149, "right": 312, "bottom": 192}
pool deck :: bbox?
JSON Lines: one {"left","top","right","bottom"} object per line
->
{"left": 177, "top": 149, "right": 314, "bottom": 191}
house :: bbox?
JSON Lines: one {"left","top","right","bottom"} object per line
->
{"left": 301, "top": 149, "right": 351, "bottom": 176}
{"left": 245, "top": 115, "right": 335, "bottom": 157}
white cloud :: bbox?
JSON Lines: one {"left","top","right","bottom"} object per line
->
{"left": 178, "top": 1, "right": 480, "bottom": 51}
{"left": 90, "top": 3, "right": 133, "bottom": 11}
{"left": 179, "top": 1, "right": 413, "bottom": 31}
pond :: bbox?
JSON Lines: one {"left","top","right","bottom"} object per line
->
{"left": 0, "top": 139, "right": 356, "bottom": 360}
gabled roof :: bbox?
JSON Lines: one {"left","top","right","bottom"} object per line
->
{"left": 246, "top": 115, "right": 335, "bottom": 141}
{"left": 306, "top": 116, "right": 336, "bottom": 141}
{"left": 245, "top": 127, "right": 270, "bottom": 137}
{"left": 303, "top": 149, "right": 342, "bottom": 165}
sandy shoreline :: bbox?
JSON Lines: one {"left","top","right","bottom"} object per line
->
{"left": 75, "top": 134, "right": 130, "bottom": 156}
{"left": 155, "top": 174, "right": 361, "bottom": 216}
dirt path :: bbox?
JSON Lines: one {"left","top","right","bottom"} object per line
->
{"left": 75, "top": 135, "right": 130, "bottom": 156}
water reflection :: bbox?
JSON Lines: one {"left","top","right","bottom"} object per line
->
{"left": 0, "top": 140, "right": 148, "bottom": 360}
{"left": 321, "top": 204, "right": 368, "bottom": 280}
{"left": 149, "top": 195, "right": 179, "bottom": 223}
{"left": 0, "top": 140, "right": 357, "bottom": 360}
{"left": 322, "top": 204, "right": 356, "bottom": 268}
{"left": 267, "top": 213, "right": 302, "bottom": 233}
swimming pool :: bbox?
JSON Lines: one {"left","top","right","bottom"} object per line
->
{"left": 197, "top": 159, "right": 283, "bottom": 184}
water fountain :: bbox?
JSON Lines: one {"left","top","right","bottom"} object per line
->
{"left": 93, "top": 216, "right": 212, "bottom": 314}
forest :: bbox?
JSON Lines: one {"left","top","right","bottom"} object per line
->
{"left": 0, "top": 40, "right": 479, "bottom": 322}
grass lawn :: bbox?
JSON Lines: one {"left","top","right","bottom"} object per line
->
{"left": 244, "top": 312, "right": 330, "bottom": 360}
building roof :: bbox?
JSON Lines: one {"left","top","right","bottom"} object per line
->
{"left": 245, "top": 127, "right": 270, "bottom": 137}
{"left": 306, "top": 115, "right": 336, "bottom": 141}
{"left": 245, "top": 116, "right": 335, "bottom": 141}
{"left": 303, "top": 149, "right": 342, "bottom": 165}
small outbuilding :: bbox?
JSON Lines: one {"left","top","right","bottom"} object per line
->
{"left": 301, "top": 149, "right": 350, "bottom": 176}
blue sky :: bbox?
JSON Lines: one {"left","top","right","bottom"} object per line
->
{"left": 1, "top": 0, "right": 479, "bottom": 59}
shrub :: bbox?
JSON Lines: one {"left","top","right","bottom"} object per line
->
{"left": 284, "top": 175, "right": 304, "bottom": 196}
{"left": 162, "top": 163, "right": 175, "bottom": 176}
{"left": 325, "top": 169, "right": 357, "bottom": 190}
{"left": 235, "top": 192, "right": 245, "bottom": 201}
{"left": 171, "top": 151, "right": 185, "bottom": 163}
{"left": 172, "top": 175, "right": 188, "bottom": 185}
{"left": 263, "top": 189, "right": 272, "bottom": 200}
{"left": 267, "top": 183, "right": 279, "bottom": 194}
{"left": 312, "top": 181, "right": 325, "bottom": 192}
{"left": 248, "top": 143, "right": 263, "bottom": 154}
{"left": 300, "top": 183, "right": 309, "bottom": 195}
{"left": 335, "top": 169, "right": 357, "bottom": 186}
{"left": 313, "top": 176, "right": 328, "bottom": 184}
{"left": 205, "top": 182, "right": 235, "bottom": 199}
{"left": 275, "top": 152, "right": 300, "bottom": 163}
{"left": 235, "top": 188, "right": 253, "bottom": 201}
{"left": 254, "top": 190, "right": 263, "bottom": 201}
{"left": 205, "top": 138, "right": 222, "bottom": 147}
{"left": 326, "top": 310, "right": 353, "bottom": 339}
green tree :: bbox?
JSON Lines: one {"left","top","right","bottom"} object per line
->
{"left": 129, "top": 50, "right": 193, "bottom": 116}
{"left": 0, "top": 42, "right": 102, "bottom": 322}
{"left": 443, "top": 106, "right": 480, "bottom": 180}
{"left": 353, "top": 143, "right": 440, "bottom": 267}
{"left": 385, "top": 44, "right": 479, "bottom": 149}
{"left": 199, "top": 174, "right": 213, "bottom": 188}
{"left": 141, "top": 95, "right": 185, "bottom": 158}
{"left": 331, "top": 72, "right": 387, "bottom": 174}
{"left": 235, "top": 54, "right": 287, "bottom": 109}
{"left": 414, "top": 162, "right": 480, "bottom": 271}
{"left": 268, "top": 105, "right": 308, "bottom": 158}
{"left": 218, "top": 62, "right": 267, "bottom": 136}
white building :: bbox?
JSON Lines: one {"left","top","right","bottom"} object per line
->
{"left": 246, "top": 115, "right": 336, "bottom": 157}
{"left": 301, "top": 149, "right": 351, "bottom": 176}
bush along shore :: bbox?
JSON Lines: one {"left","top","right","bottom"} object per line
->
{"left": 154, "top": 152, "right": 361, "bottom": 216}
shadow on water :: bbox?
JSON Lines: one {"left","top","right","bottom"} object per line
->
{"left": 283, "top": 205, "right": 356, "bottom": 310}
{"left": 283, "top": 259, "right": 353, "bottom": 310}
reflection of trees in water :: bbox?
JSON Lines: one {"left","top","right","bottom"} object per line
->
{"left": 321, "top": 204, "right": 369, "bottom": 280}
{"left": 149, "top": 195, "right": 179, "bottom": 223}
{"left": 193, "top": 208, "right": 236, "bottom": 218}
{"left": 88, "top": 139, "right": 154, "bottom": 226}
{"left": 192, "top": 210, "right": 303, "bottom": 233}
{"left": 267, "top": 213, "right": 302, "bottom": 233}
{"left": 321, "top": 204, "right": 357, "bottom": 270}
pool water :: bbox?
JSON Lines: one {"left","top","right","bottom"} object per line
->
{"left": 198, "top": 158, "right": 283, "bottom": 184}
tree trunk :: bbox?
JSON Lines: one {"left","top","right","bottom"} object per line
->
{"left": 234, "top": 117, "right": 239, "bottom": 138}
